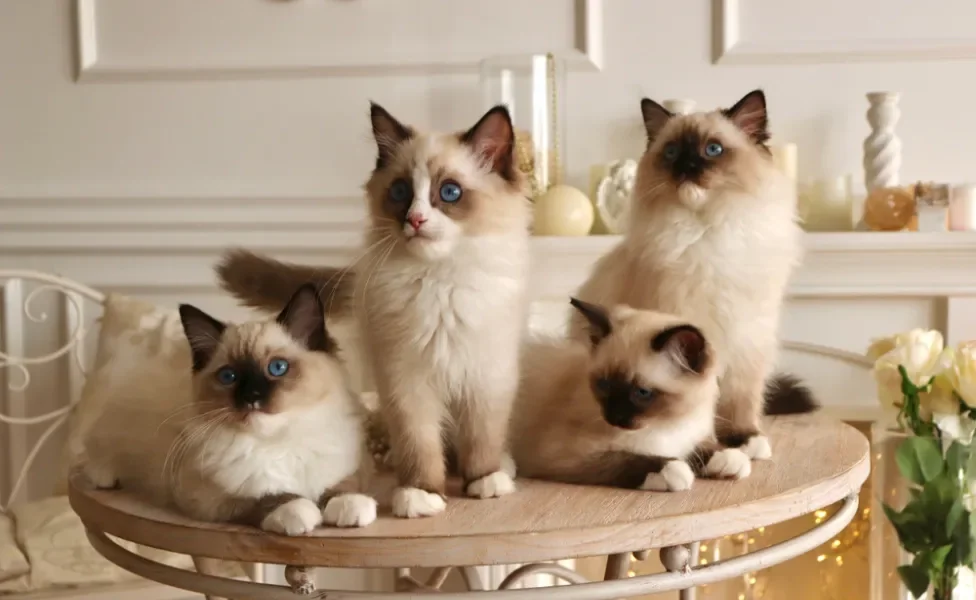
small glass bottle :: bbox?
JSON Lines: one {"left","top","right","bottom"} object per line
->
{"left": 915, "top": 183, "right": 950, "bottom": 232}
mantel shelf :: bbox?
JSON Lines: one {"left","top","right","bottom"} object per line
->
{"left": 528, "top": 232, "right": 976, "bottom": 300}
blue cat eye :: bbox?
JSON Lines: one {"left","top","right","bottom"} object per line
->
{"left": 704, "top": 141, "right": 724, "bottom": 157}
{"left": 267, "top": 358, "right": 289, "bottom": 377}
{"left": 439, "top": 180, "right": 462, "bottom": 203}
{"left": 388, "top": 178, "right": 413, "bottom": 204}
{"left": 216, "top": 366, "right": 237, "bottom": 386}
{"left": 662, "top": 143, "right": 680, "bottom": 161}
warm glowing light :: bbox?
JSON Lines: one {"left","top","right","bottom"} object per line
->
{"left": 700, "top": 559, "right": 709, "bottom": 565}
{"left": 831, "top": 540, "right": 841, "bottom": 549}
{"left": 748, "top": 537, "right": 756, "bottom": 545}
{"left": 749, "top": 576, "right": 757, "bottom": 585}
{"left": 875, "top": 453, "right": 882, "bottom": 460}
{"left": 815, "top": 510, "right": 828, "bottom": 518}
{"left": 836, "top": 556, "right": 844, "bottom": 566}
{"left": 738, "top": 595, "right": 746, "bottom": 600}
{"left": 700, "top": 544, "right": 708, "bottom": 552}
{"left": 817, "top": 554, "right": 827, "bottom": 562}
{"left": 627, "top": 570, "right": 636, "bottom": 577}
{"left": 757, "top": 526, "right": 765, "bottom": 533}
{"left": 863, "top": 508, "right": 871, "bottom": 517}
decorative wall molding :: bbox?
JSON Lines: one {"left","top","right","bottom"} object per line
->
{"left": 713, "top": 0, "right": 976, "bottom": 64}
{"left": 3, "top": 196, "right": 976, "bottom": 299}
{"left": 74, "top": 0, "right": 603, "bottom": 82}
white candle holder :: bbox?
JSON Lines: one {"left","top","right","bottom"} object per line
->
{"left": 863, "top": 92, "right": 902, "bottom": 192}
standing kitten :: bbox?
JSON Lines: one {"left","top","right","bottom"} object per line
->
{"left": 216, "top": 104, "right": 532, "bottom": 518}
{"left": 83, "top": 285, "right": 377, "bottom": 533}
{"left": 511, "top": 298, "right": 751, "bottom": 489}
{"left": 571, "top": 90, "right": 815, "bottom": 459}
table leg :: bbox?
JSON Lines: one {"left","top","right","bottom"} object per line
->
{"left": 603, "top": 553, "right": 630, "bottom": 580}
{"left": 679, "top": 542, "right": 700, "bottom": 600}
{"left": 190, "top": 556, "right": 226, "bottom": 600}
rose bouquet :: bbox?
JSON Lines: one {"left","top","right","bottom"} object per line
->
{"left": 868, "top": 330, "right": 976, "bottom": 599}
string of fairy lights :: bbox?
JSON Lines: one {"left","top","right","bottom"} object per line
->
{"left": 623, "top": 440, "right": 881, "bottom": 599}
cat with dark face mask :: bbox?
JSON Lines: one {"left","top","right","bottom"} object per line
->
{"left": 570, "top": 90, "right": 816, "bottom": 462}
{"left": 511, "top": 299, "right": 751, "bottom": 491}
{"left": 82, "top": 285, "right": 376, "bottom": 534}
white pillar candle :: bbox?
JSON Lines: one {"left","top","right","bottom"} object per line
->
{"left": 950, "top": 184, "right": 976, "bottom": 231}
{"left": 770, "top": 144, "right": 798, "bottom": 182}
{"left": 662, "top": 99, "right": 696, "bottom": 115}
{"left": 800, "top": 175, "right": 854, "bottom": 232}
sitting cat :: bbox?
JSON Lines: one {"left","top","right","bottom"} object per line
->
{"left": 510, "top": 298, "right": 751, "bottom": 490}
{"left": 82, "top": 284, "right": 376, "bottom": 534}
{"left": 216, "top": 103, "right": 532, "bottom": 518}
{"left": 570, "top": 90, "right": 816, "bottom": 459}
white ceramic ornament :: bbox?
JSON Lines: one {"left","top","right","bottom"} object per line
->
{"left": 533, "top": 184, "right": 594, "bottom": 236}
{"left": 595, "top": 159, "right": 638, "bottom": 234}
{"left": 863, "top": 92, "right": 901, "bottom": 191}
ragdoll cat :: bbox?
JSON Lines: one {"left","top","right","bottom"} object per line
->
{"left": 216, "top": 103, "right": 532, "bottom": 518}
{"left": 82, "top": 284, "right": 377, "bottom": 534}
{"left": 511, "top": 298, "right": 751, "bottom": 490}
{"left": 570, "top": 90, "right": 815, "bottom": 460}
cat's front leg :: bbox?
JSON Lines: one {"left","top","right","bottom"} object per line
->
{"left": 382, "top": 382, "right": 448, "bottom": 519}
{"left": 457, "top": 378, "right": 517, "bottom": 500}
{"left": 320, "top": 490, "right": 377, "bottom": 528}
{"left": 237, "top": 493, "right": 322, "bottom": 536}
{"left": 579, "top": 451, "right": 695, "bottom": 491}
{"left": 687, "top": 441, "right": 752, "bottom": 481}
{"left": 716, "top": 351, "right": 773, "bottom": 460}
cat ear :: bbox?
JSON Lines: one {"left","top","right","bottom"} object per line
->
{"left": 651, "top": 324, "right": 709, "bottom": 374}
{"left": 723, "top": 90, "right": 770, "bottom": 145}
{"left": 640, "top": 98, "right": 673, "bottom": 144}
{"left": 570, "top": 297, "right": 612, "bottom": 346}
{"left": 277, "top": 284, "right": 338, "bottom": 354}
{"left": 369, "top": 102, "right": 413, "bottom": 170}
{"left": 178, "top": 304, "right": 226, "bottom": 372}
{"left": 459, "top": 105, "right": 516, "bottom": 182}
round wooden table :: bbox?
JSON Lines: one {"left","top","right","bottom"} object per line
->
{"left": 69, "top": 415, "right": 869, "bottom": 600}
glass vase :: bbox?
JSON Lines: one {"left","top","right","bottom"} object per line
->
{"left": 479, "top": 53, "right": 567, "bottom": 199}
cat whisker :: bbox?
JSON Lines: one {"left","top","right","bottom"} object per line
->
{"left": 360, "top": 238, "right": 397, "bottom": 320}
{"left": 322, "top": 235, "right": 393, "bottom": 317}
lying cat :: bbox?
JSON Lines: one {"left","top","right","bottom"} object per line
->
{"left": 511, "top": 298, "right": 751, "bottom": 490}
{"left": 82, "top": 284, "right": 376, "bottom": 534}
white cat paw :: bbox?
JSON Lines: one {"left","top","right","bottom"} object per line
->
{"left": 83, "top": 460, "right": 118, "bottom": 489}
{"left": 261, "top": 498, "right": 322, "bottom": 535}
{"left": 466, "top": 471, "right": 516, "bottom": 499}
{"left": 500, "top": 453, "right": 518, "bottom": 479}
{"left": 322, "top": 494, "right": 377, "bottom": 528}
{"left": 741, "top": 435, "right": 773, "bottom": 460}
{"left": 640, "top": 461, "right": 695, "bottom": 492}
{"left": 392, "top": 487, "right": 446, "bottom": 518}
{"left": 705, "top": 448, "right": 752, "bottom": 480}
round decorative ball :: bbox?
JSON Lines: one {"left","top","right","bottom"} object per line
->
{"left": 533, "top": 184, "right": 594, "bottom": 236}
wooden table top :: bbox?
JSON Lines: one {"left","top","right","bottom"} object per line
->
{"left": 68, "top": 415, "right": 869, "bottom": 568}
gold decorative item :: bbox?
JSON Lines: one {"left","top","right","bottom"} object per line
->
{"left": 863, "top": 185, "right": 916, "bottom": 231}
{"left": 480, "top": 53, "right": 567, "bottom": 198}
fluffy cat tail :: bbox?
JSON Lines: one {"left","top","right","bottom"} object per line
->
{"left": 764, "top": 373, "right": 819, "bottom": 415}
{"left": 215, "top": 249, "right": 353, "bottom": 316}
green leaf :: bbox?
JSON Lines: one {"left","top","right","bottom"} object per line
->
{"left": 895, "top": 437, "right": 945, "bottom": 484}
{"left": 896, "top": 439, "right": 927, "bottom": 485}
{"left": 930, "top": 544, "right": 954, "bottom": 570}
{"left": 898, "top": 564, "right": 930, "bottom": 599}
{"left": 947, "top": 499, "right": 965, "bottom": 539}
{"left": 947, "top": 441, "right": 970, "bottom": 478}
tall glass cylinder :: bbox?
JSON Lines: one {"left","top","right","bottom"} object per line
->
{"left": 479, "top": 53, "right": 567, "bottom": 199}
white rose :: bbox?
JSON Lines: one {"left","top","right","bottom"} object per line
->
{"left": 943, "top": 343, "right": 976, "bottom": 409}
{"left": 873, "top": 329, "right": 950, "bottom": 388}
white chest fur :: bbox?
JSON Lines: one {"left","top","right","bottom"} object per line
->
{"left": 196, "top": 403, "right": 362, "bottom": 500}
{"left": 610, "top": 403, "right": 716, "bottom": 460}
{"left": 359, "top": 235, "right": 528, "bottom": 384}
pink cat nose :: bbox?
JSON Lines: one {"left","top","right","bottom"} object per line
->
{"left": 406, "top": 214, "right": 427, "bottom": 231}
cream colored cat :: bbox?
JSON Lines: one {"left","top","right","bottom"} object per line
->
{"left": 216, "top": 104, "right": 532, "bottom": 518}
{"left": 570, "top": 90, "right": 815, "bottom": 458}
{"left": 512, "top": 298, "right": 751, "bottom": 489}
{"left": 82, "top": 285, "right": 376, "bottom": 533}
